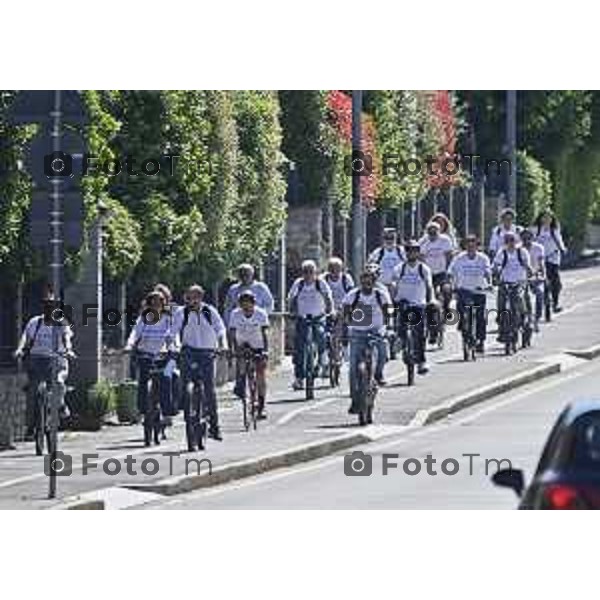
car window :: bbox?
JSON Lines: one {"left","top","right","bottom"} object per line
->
{"left": 534, "top": 407, "right": 569, "bottom": 473}
{"left": 569, "top": 412, "right": 600, "bottom": 469}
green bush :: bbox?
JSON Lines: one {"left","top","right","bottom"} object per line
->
{"left": 70, "top": 379, "right": 116, "bottom": 431}
{"left": 115, "top": 380, "right": 139, "bottom": 424}
{"left": 516, "top": 150, "right": 553, "bottom": 227}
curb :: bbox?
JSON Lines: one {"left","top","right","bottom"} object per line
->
{"left": 54, "top": 499, "right": 105, "bottom": 510}
{"left": 124, "top": 432, "right": 371, "bottom": 497}
{"left": 412, "top": 361, "right": 562, "bottom": 426}
{"left": 566, "top": 344, "right": 600, "bottom": 361}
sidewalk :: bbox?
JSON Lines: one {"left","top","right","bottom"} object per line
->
{"left": 2, "top": 264, "right": 600, "bottom": 509}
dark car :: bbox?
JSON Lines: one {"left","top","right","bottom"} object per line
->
{"left": 491, "top": 400, "right": 600, "bottom": 509}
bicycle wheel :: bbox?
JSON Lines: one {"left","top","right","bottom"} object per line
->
{"left": 34, "top": 383, "right": 46, "bottom": 456}
{"left": 544, "top": 284, "right": 552, "bottom": 322}
{"left": 305, "top": 327, "right": 315, "bottom": 401}
{"left": 248, "top": 367, "right": 258, "bottom": 431}
{"left": 405, "top": 328, "right": 416, "bottom": 386}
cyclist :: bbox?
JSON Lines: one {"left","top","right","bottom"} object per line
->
{"left": 488, "top": 207, "right": 524, "bottom": 258}
{"left": 492, "top": 231, "right": 532, "bottom": 342}
{"left": 323, "top": 257, "right": 354, "bottom": 312}
{"left": 419, "top": 220, "right": 454, "bottom": 343}
{"left": 392, "top": 240, "right": 433, "bottom": 375}
{"left": 368, "top": 227, "right": 406, "bottom": 290}
{"left": 229, "top": 291, "right": 269, "bottom": 420}
{"left": 430, "top": 212, "right": 459, "bottom": 250}
{"left": 173, "top": 284, "right": 228, "bottom": 441}
{"left": 287, "top": 260, "right": 333, "bottom": 391}
{"left": 323, "top": 256, "right": 354, "bottom": 364}
{"left": 448, "top": 234, "right": 492, "bottom": 353}
{"left": 521, "top": 229, "right": 546, "bottom": 332}
{"left": 125, "top": 290, "right": 175, "bottom": 443}
{"left": 153, "top": 283, "right": 179, "bottom": 418}
{"left": 224, "top": 264, "right": 275, "bottom": 324}
{"left": 343, "top": 268, "right": 392, "bottom": 412}
{"left": 534, "top": 209, "right": 567, "bottom": 313}
{"left": 15, "top": 293, "right": 74, "bottom": 440}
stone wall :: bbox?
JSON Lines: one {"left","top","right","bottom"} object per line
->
{"left": 0, "top": 369, "right": 27, "bottom": 447}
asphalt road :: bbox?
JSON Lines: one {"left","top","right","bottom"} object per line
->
{"left": 151, "top": 353, "right": 600, "bottom": 509}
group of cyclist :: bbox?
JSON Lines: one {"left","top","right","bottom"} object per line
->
{"left": 16, "top": 205, "right": 567, "bottom": 449}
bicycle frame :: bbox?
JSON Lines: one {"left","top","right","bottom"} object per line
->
{"left": 301, "top": 316, "right": 322, "bottom": 400}
{"left": 237, "top": 346, "right": 260, "bottom": 431}
{"left": 354, "top": 333, "right": 381, "bottom": 426}
{"left": 182, "top": 350, "right": 211, "bottom": 452}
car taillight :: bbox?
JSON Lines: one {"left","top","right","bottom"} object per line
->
{"left": 544, "top": 484, "right": 582, "bottom": 509}
{"left": 542, "top": 484, "right": 600, "bottom": 509}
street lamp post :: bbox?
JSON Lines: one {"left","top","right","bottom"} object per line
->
{"left": 351, "top": 90, "right": 364, "bottom": 280}
{"left": 506, "top": 90, "right": 517, "bottom": 209}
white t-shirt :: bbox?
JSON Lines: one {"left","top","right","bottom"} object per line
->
{"left": 449, "top": 251, "right": 491, "bottom": 291}
{"left": 342, "top": 286, "right": 392, "bottom": 334}
{"left": 535, "top": 226, "right": 565, "bottom": 265}
{"left": 419, "top": 234, "right": 454, "bottom": 275}
{"left": 493, "top": 247, "right": 531, "bottom": 283}
{"left": 127, "top": 313, "right": 173, "bottom": 356}
{"left": 392, "top": 261, "right": 433, "bottom": 306}
{"left": 368, "top": 246, "right": 406, "bottom": 285}
{"left": 224, "top": 281, "right": 274, "bottom": 323}
{"left": 172, "top": 303, "right": 227, "bottom": 350}
{"left": 489, "top": 224, "right": 522, "bottom": 255}
{"left": 525, "top": 241, "right": 545, "bottom": 273}
{"left": 323, "top": 272, "right": 355, "bottom": 310}
{"left": 228, "top": 307, "right": 269, "bottom": 350}
{"left": 287, "top": 277, "right": 333, "bottom": 317}
{"left": 19, "top": 315, "right": 73, "bottom": 357}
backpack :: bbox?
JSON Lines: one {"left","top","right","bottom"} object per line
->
{"left": 297, "top": 278, "right": 326, "bottom": 296}
{"left": 398, "top": 262, "right": 426, "bottom": 281}
{"left": 500, "top": 248, "right": 526, "bottom": 270}
{"left": 375, "top": 246, "right": 404, "bottom": 263}
{"left": 350, "top": 289, "right": 385, "bottom": 312}
{"left": 324, "top": 272, "right": 352, "bottom": 293}
{"left": 180, "top": 305, "right": 213, "bottom": 336}
{"left": 23, "top": 316, "right": 44, "bottom": 357}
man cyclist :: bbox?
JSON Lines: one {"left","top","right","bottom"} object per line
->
{"left": 488, "top": 207, "right": 523, "bottom": 258}
{"left": 419, "top": 220, "right": 454, "bottom": 343}
{"left": 392, "top": 240, "right": 433, "bottom": 375}
{"left": 368, "top": 227, "right": 406, "bottom": 291}
{"left": 15, "top": 293, "right": 74, "bottom": 444}
{"left": 521, "top": 229, "right": 546, "bottom": 332}
{"left": 287, "top": 260, "right": 333, "bottom": 391}
{"left": 224, "top": 264, "right": 274, "bottom": 324}
{"left": 493, "top": 231, "right": 532, "bottom": 342}
{"left": 343, "top": 268, "right": 392, "bottom": 412}
{"left": 125, "top": 290, "right": 175, "bottom": 445}
{"left": 229, "top": 290, "right": 269, "bottom": 420}
{"left": 448, "top": 234, "right": 492, "bottom": 353}
{"left": 173, "top": 284, "right": 228, "bottom": 441}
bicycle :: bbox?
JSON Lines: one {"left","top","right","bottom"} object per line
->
{"left": 428, "top": 277, "right": 451, "bottom": 349}
{"left": 300, "top": 315, "right": 322, "bottom": 401}
{"left": 326, "top": 315, "right": 343, "bottom": 388}
{"left": 181, "top": 348, "right": 216, "bottom": 452}
{"left": 458, "top": 287, "right": 491, "bottom": 362}
{"left": 352, "top": 333, "right": 382, "bottom": 426}
{"left": 136, "top": 351, "right": 169, "bottom": 447}
{"left": 397, "top": 302, "right": 421, "bottom": 386}
{"left": 498, "top": 282, "right": 528, "bottom": 355}
{"left": 236, "top": 345, "right": 264, "bottom": 432}
{"left": 29, "top": 351, "right": 73, "bottom": 456}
